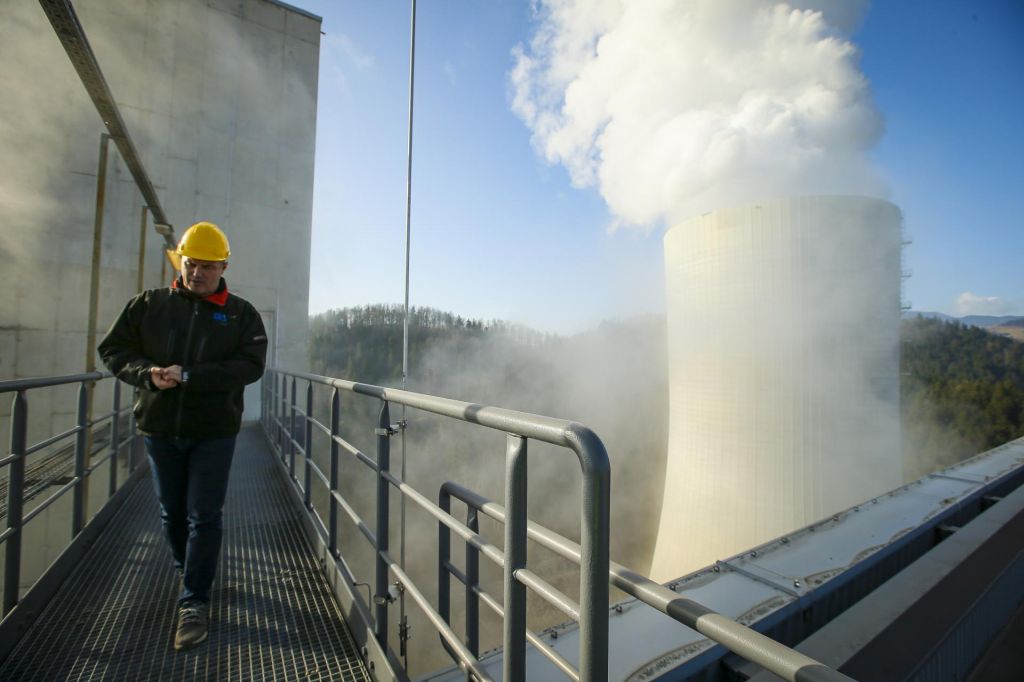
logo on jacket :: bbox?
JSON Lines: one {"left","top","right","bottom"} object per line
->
{"left": 212, "top": 311, "right": 229, "bottom": 326}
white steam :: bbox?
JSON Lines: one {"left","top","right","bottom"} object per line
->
{"left": 510, "top": 0, "right": 885, "bottom": 228}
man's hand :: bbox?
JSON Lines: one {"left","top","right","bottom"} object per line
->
{"left": 150, "top": 366, "right": 180, "bottom": 390}
{"left": 162, "top": 365, "right": 184, "bottom": 384}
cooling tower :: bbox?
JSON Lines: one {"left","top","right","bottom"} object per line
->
{"left": 650, "top": 195, "right": 902, "bottom": 581}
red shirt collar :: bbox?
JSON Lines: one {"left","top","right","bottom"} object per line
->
{"left": 172, "top": 277, "right": 229, "bottom": 306}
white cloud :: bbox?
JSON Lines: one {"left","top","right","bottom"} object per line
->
{"left": 954, "top": 291, "right": 1011, "bottom": 316}
{"left": 509, "top": 0, "right": 884, "bottom": 229}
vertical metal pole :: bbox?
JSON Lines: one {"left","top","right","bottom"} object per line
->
{"left": 277, "top": 372, "right": 284, "bottom": 456}
{"left": 269, "top": 372, "right": 276, "bottom": 446}
{"left": 270, "top": 372, "right": 277, "bottom": 449}
{"left": 329, "top": 388, "right": 340, "bottom": 557}
{"left": 277, "top": 372, "right": 285, "bottom": 458}
{"left": 466, "top": 505, "right": 480, "bottom": 658}
{"left": 578, "top": 441, "right": 611, "bottom": 682}
{"left": 399, "top": 2, "right": 418, "bottom": 664}
{"left": 83, "top": 133, "right": 110, "bottom": 510}
{"left": 108, "top": 380, "right": 120, "bottom": 497}
{"left": 282, "top": 378, "right": 287, "bottom": 458}
{"left": 127, "top": 393, "right": 137, "bottom": 472}
{"left": 137, "top": 205, "right": 148, "bottom": 293}
{"left": 267, "top": 374, "right": 273, "bottom": 431}
{"left": 86, "top": 133, "right": 110, "bottom": 375}
{"left": 263, "top": 373, "right": 270, "bottom": 440}
{"left": 401, "top": 4, "right": 417, "bottom": 388}
{"left": 374, "top": 401, "right": 391, "bottom": 644}
{"left": 279, "top": 373, "right": 286, "bottom": 458}
{"left": 4, "top": 391, "right": 28, "bottom": 615}
{"left": 260, "top": 374, "right": 266, "bottom": 428}
{"left": 289, "top": 376, "right": 297, "bottom": 479}
{"left": 437, "top": 489, "right": 451, "bottom": 629}
{"left": 303, "top": 382, "right": 313, "bottom": 508}
{"left": 503, "top": 435, "right": 528, "bottom": 682}
{"left": 72, "top": 382, "right": 89, "bottom": 536}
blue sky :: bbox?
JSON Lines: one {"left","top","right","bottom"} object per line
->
{"left": 300, "top": 0, "right": 1023, "bottom": 333}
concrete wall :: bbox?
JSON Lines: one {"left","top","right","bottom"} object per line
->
{"left": 651, "top": 196, "right": 903, "bottom": 581}
{"left": 0, "top": 0, "right": 319, "bottom": 589}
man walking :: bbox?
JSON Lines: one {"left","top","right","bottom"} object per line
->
{"left": 99, "top": 221, "right": 267, "bottom": 650}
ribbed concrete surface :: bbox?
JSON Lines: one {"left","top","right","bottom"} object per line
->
{"left": 0, "top": 425, "right": 371, "bottom": 681}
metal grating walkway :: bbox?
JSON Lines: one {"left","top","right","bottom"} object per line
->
{"left": 0, "top": 425, "right": 372, "bottom": 681}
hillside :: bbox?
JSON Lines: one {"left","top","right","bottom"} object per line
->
{"left": 309, "top": 307, "right": 1024, "bottom": 490}
{"left": 990, "top": 317, "right": 1024, "bottom": 343}
{"left": 901, "top": 315, "right": 1024, "bottom": 477}
{"left": 904, "top": 311, "right": 1024, "bottom": 328}
{"left": 309, "top": 304, "right": 550, "bottom": 384}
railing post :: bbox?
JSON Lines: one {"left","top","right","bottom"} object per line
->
{"left": 289, "top": 376, "right": 297, "bottom": 478}
{"left": 260, "top": 373, "right": 266, "bottom": 428}
{"left": 304, "top": 382, "right": 313, "bottom": 508}
{"left": 270, "top": 372, "right": 277, "bottom": 450}
{"left": 272, "top": 371, "right": 279, "bottom": 450}
{"left": 329, "top": 387, "right": 340, "bottom": 556}
{"left": 374, "top": 400, "right": 391, "bottom": 644}
{"left": 72, "top": 381, "right": 89, "bottom": 536}
{"left": 4, "top": 391, "right": 28, "bottom": 615}
{"left": 277, "top": 372, "right": 286, "bottom": 458}
{"left": 466, "top": 504, "right": 480, "bottom": 658}
{"left": 577, "top": 432, "right": 611, "bottom": 682}
{"left": 108, "top": 381, "right": 120, "bottom": 497}
{"left": 503, "top": 434, "right": 528, "bottom": 682}
{"left": 127, "top": 389, "right": 137, "bottom": 472}
{"left": 438, "top": 488, "right": 451, "bottom": 629}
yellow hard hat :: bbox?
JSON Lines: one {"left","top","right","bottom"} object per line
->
{"left": 176, "top": 221, "right": 231, "bottom": 261}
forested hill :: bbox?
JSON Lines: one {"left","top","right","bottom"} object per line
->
{"left": 309, "top": 304, "right": 551, "bottom": 383}
{"left": 309, "top": 306, "right": 1024, "bottom": 479}
{"left": 902, "top": 315, "right": 1024, "bottom": 475}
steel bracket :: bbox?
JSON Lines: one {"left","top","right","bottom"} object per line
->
{"left": 374, "top": 420, "right": 407, "bottom": 437}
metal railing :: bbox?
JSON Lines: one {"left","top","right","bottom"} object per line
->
{"left": 0, "top": 367, "right": 857, "bottom": 680}
{"left": 1, "top": 372, "right": 140, "bottom": 617}
{"left": 262, "top": 368, "right": 611, "bottom": 681}
{"left": 440, "top": 483, "right": 857, "bottom": 682}
{"left": 262, "top": 368, "right": 855, "bottom": 682}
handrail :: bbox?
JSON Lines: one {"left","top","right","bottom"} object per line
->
{"left": 2, "top": 371, "right": 141, "bottom": 617}
{"left": 263, "top": 367, "right": 854, "bottom": 682}
{"left": 0, "top": 371, "right": 106, "bottom": 393}
{"left": 261, "top": 368, "right": 611, "bottom": 682}
{"left": 439, "top": 481, "right": 857, "bottom": 682}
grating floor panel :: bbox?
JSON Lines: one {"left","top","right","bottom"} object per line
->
{"left": 0, "top": 425, "right": 372, "bottom": 681}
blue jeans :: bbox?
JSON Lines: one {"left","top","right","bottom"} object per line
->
{"left": 144, "top": 436, "right": 236, "bottom": 605}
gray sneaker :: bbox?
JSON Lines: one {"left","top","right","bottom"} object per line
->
{"left": 174, "top": 600, "right": 209, "bottom": 651}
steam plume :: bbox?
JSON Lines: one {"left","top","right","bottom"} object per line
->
{"left": 510, "top": 0, "right": 885, "bottom": 228}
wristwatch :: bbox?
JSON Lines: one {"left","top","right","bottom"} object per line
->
{"left": 181, "top": 369, "right": 190, "bottom": 385}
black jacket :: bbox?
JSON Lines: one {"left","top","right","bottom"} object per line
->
{"left": 98, "top": 278, "right": 268, "bottom": 438}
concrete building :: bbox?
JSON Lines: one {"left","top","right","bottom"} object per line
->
{"left": 650, "top": 196, "right": 903, "bottom": 580}
{"left": 0, "top": 0, "right": 319, "bottom": 587}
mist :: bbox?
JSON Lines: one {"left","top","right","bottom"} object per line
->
{"left": 314, "top": 315, "right": 668, "bottom": 675}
